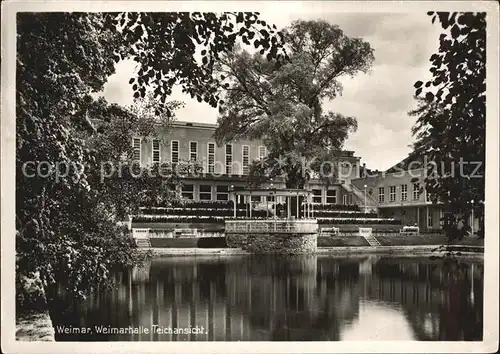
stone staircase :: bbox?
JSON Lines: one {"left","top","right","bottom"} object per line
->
{"left": 363, "top": 234, "right": 381, "bottom": 246}
{"left": 342, "top": 183, "right": 379, "bottom": 212}
{"left": 135, "top": 238, "right": 151, "bottom": 248}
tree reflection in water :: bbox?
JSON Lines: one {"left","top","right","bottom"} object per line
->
{"left": 52, "top": 255, "right": 483, "bottom": 341}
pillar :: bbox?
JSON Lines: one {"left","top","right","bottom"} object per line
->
{"left": 249, "top": 195, "right": 252, "bottom": 218}
{"left": 287, "top": 196, "right": 291, "bottom": 219}
{"left": 233, "top": 194, "right": 237, "bottom": 218}
{"left": 426, "top": 206, "right": 429, "bottom": 230}
{"left": 296, "top": 192, "right": 299, "bottom": 219}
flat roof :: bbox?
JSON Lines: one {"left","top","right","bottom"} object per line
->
{"left": 171, "top": 120, "right": 217, "bottom": 129}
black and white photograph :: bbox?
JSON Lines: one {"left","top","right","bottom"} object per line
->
{"left": 1, "top": 1, "right": 499, "bottom": 353}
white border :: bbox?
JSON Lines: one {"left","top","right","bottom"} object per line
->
{"left": 1, "top": 1, "right": 499, "bottom": 353}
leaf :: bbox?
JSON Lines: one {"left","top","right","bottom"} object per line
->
{"left": 414, "top": 81, "right": 424, "bottom": 88}
{"left": 129, "top": 78, "right": 135, "bottom": 84}
{"left": 425, "top": 92, "right": 434, "bottom": 101}
{"left": 451, "top": 24, "right": 460, "bottom": 39}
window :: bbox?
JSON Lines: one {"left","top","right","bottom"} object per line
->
{"left": 152, "top": 138, "right": 160, "bottom": 164}
{"left": 132, "top": 137, "right": 141, "bottom": 162}
{"left": 312, "top": 189, "right": 322, "bottom": 203}
{"left": 413, "top": 183, "right": 420, "bottom": 200}
{"left": 225, "top": 144, "right": 233, "bottom": 175}
{"left": 199, "top": 185, "right": 212, "bottom": 201}
{"left": 189, "top": 141, "right": 198, "bottom": 162}
{"left": 207, "top": 142, "right": 215, "bottom": 173}
{"left": 427, "top": 210, "right": 433, "bottom": 228}
{"left": 171, "top": 140, "right": 179, "bottom": 163}
{"left": 326, "top": 190, "right": 337, "bottom": 204}
{"left": 242, "top": 145, "right": 250, "bottom": 175}
{"left": 378, "top": 187, "right": 385, "bottom": 203}
{"left": 182, "top": 184, "right": 194, "bottom": 200}
{"left": 389, "top": 186, "right": 396, "bottom": 202}
{"left": 216, "top": 185, "right": 229, "bottom": 201}
{"left": 259, "top": 146, "right": 267, "bottom": 160}
{"left": 401, "top": 184, "right": 408, "bottom": 201}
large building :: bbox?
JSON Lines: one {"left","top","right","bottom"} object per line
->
{"left": 132, "top": 120, "right": 362, "bottom": 206}
{"left": 132, "top": 120, "right": 444, "bottom": 230}
{"left": 351, "top": 167, "right": 443, "bottom": 231}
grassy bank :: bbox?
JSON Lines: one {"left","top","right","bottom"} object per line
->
{"left": 150, "top": 237, "right": 227, "bottom": 248}
{"left": 150, "top": 236, "right": 369, "bottom": 248}
{"left": 148, "top": 235, "right": 484, "bottom": 248}
{"left": 16, "top": 310, "right": 55, "bottom": 341}
{"left": 376, "top": 234, "right": 484, "bottom": 247}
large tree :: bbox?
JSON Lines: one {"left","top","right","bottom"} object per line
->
{"left": 213, "top": 20, "right": 374, "bottom": 188}
{"left": 410, "top": 12, "right": 486, "bottom": 240}
{"left": 16, "top": 11, "right": 286, "bottom": 308}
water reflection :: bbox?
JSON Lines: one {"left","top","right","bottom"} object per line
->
{"left": 53, "top": 255, "right": 483, "bottom": 341}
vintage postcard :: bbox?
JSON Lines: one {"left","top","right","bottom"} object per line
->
{"left": 1, "top": 1, "right": 498, "bottom": 353}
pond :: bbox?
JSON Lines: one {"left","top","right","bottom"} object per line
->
{"left": 51, "top": 255, "right": 483, "bottom": 341}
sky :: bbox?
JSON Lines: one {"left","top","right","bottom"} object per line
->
{"left": 99, "top": 10, "right": 442, "bottom": 171}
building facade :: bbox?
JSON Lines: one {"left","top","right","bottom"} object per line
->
{"left": 351, "top": 169, "right": 444, "bottom": 231}
{"left": 132, "top": 121, "right": 362, "bottom": 207}
{"left": 132, "top": 120, "right": 447, "bottom": 230}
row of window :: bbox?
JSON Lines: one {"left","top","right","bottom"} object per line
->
{"left": 378, "top": 183, "right": 421, "bottom": 203}
{"left": 180, "top": 186, "right": 350, "bottom": 204}
{"left": 311, "top": 189, "right": 347, "bottom": 204}
{"left": 180, "top": 185, "right": 230, "bottom": 201}
{"left": 132, "top": 138, "right": 267, "bottom": 175}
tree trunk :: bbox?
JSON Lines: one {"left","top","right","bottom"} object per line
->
{"left": 285, "top": 169, "right": 306, "bottom": 189}
{"left": 285, "top": 169, "right": 306, "bottom": 218}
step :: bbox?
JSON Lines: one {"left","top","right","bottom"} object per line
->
{"left": 135, "top": 238, "right": 151, "bottom": 248}
{"left": 363, "top": 235, "right": 381, "bottom": 247}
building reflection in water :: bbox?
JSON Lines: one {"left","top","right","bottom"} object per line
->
{"left": 53, "top": 255, "right": 483, "bottom": 341}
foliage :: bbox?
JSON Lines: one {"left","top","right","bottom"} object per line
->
{"left": 107, "top": 12, "right": 289, "bottom": 115}
{"left": 16, "top": 12, "right": 136, "bottom": 301}
{"left": 16, "top": 11, "right": 287, "bottom": 304}
{"left": 410, "top": 12, "right": 486, "bottom": 240}
{"left": 213, "top": 20, "right": 374, "bottom": 188}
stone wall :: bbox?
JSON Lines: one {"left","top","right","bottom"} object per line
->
{"left": 226, "top": 233, "right": 317, "bottom": 254}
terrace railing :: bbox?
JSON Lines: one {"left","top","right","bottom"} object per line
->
{"left": 225, "top": 219, "right": 318, "bottom": 234}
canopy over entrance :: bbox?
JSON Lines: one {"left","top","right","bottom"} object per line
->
{"left": 229, "top": 188, "right": 315, "bottom": 219}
